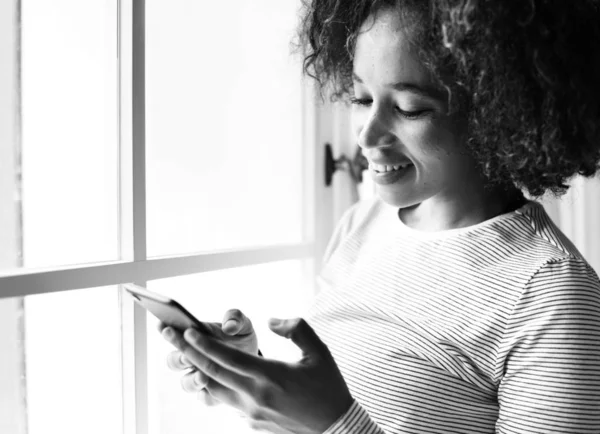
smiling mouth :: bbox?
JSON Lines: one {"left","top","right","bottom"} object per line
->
{"left": 369, "top": 162, "right": 415, "bottom": 186}
{"left": 370, "top": 162, "right": 413, "bottom": 173}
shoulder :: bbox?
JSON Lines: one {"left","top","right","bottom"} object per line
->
{"left": 477, "top": 201, "right": 591, "bottom": 284}
{"left": 323, "top": 198, "right": 385, "bottom": 252}
{"left": 502, "top": 256, "right": 600, "bottom": 344}
{"left": 320, "top": 197, "right": 390, "bottom": 270}
{"left": 512, "top": 201, "right": 600, "bottom": 297}
{"left": 496, "top": 256, "right": 600, "bottom": 434}
{"left": 523, "top": 256, "right": 600, "bottom": 304}
{"left": 335, "top": 197, "right": 387, "bottom": 236}
{"left": 509, "top": 201, "right": 585, "bottom": 259}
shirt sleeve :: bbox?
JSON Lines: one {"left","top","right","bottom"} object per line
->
{"left": 496, "top": 257, "right": 600, "bottom": 434}
{"left": 323, "top": 400, "right": 385, "bottom": 434}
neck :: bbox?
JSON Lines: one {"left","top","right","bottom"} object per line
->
{"left": 398, "top": 184, "right": 525, "bottom": 232}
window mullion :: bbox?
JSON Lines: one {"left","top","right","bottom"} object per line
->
{"left": 300, "top": 78, "right": 324, "bottom": 296}
{"left": 132, "top": 0, "right": 149, "bottom": 433}
{"left": 119, "top": 0, "right": 148, "bottom": 433}
{"left": 0, "top": 244, "right": 314, "bottom": 299}
{"left": 131, "top": 0, "right": 147, "bottom": 265}
{"left": 311, "top": 85, "right": 336, "bottom": 284}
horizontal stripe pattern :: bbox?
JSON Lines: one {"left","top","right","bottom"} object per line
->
{"left": 307, "top": 198, "right": 600, "bottom": 434}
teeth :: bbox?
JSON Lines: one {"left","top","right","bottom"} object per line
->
{"left": 370, "top": 163, "right": 410, "bottom": 173}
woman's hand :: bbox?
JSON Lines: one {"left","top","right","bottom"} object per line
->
{"left": 158, "top": 309, "right": 258, "bottom": 406}
{"left": 161, "top": 317, "right": 353, "bottom": 434}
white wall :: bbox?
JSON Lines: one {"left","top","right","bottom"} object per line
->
{"left": 546, "top": 176, "right": 600, "bottom": 274}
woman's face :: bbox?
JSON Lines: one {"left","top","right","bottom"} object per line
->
{"left": 352, "top": 8, "right": 480, "bottom": 210}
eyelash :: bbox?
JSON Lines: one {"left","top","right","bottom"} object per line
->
{"left": 349, "top": 97, "right": 430, "bottom": 120}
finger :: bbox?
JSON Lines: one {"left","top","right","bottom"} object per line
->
{"left": 180, "top": 369, "right": 209, "bottom": 392}
{"left": 196, "top": 389, "right": 219, "bottom": 406}
{"left": 204, "top": 378, "right": 243, "bottom": 411}
{"left": 268, "top": 318, "right": 329, "bottom": 358}
{"left": 163, "top": 327, "right": 254, "bottom": 394}
{"left": 221, "top": 309, "right": 253, "bottom": 336}
{"left": 199, "top": 321, "right": 225, "bottom": 337}
{"left": 158, "top": 318, "right": 222, "bottom": 339}
{"left": 183, "top": 328, "right": 266, "bottom": 379}
{"left": 166, "top": 351, "right": 193, "bottom": 371}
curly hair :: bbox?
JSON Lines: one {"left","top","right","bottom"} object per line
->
{"left": 295, "top": 0, "right": 600, "bottom": 196}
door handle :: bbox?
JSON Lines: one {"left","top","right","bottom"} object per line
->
{"left": 324, "top": 143, "right": 368, "bottom": 187}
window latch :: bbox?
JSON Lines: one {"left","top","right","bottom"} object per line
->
{"left": 324, "top": 143, "right": 368, "bottom": 187}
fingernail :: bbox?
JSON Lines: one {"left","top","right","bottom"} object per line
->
{"left": 163, "top": 327, "right": 174, "bottom": 339}
{"left": 268, "top": 318, "right": 282, "bottom": 327}
{"left": 223, "top": 319, "right": 239, "bottom": 330}
{"left": 193, "top": 371, "right": 202, "bottom": 385}
{"left": 185, "top": 328, "right": 201, "bottom": 342}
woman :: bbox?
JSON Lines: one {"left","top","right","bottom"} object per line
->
{"left": 161, "top": 1, "right": 600, "bottom": 432}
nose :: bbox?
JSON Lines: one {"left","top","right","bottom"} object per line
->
{"left": 355, "top": 105, "right": 394, "bottom": 151}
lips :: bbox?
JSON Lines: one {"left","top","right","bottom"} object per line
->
{"left": 368, "top": 160, "right": 414, "bottom": 185}
{"left": 370, "top": 162, "right": 412, "bottom": 173}
{"left": 368, "top": 157, "right": 413, "bottom": 172}
{"left": 369, "top": 158, "right": 412, "bottom": 164}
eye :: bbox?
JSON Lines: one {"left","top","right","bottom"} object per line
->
{"left": 395, "top": 107, "right": 431, "bottom": 120}
{"left": 350, "top": 97, "right": 432, "bottom": 120}
{"left": 349, "top": 97, "right": 372, "bottom": 107}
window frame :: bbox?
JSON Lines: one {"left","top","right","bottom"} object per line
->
{"left": 2, "top": 2, "right": 599, "bottom": 434}
{"left": 0, "top": 1, "right": 339, "bottom": 434}
{"left": 0, "top": 0, "right": 26, "bottom": 433}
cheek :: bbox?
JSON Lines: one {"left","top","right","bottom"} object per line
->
{"left": 403, "top": 121, "right": 448, "bottom": 156}
{"left": 406, "top": 120, "right": 468, "bottom": 174}
{"left": 351, "top": 110, "right": 367, "bottom": 138}
{"left": 420, "top": 115, "right": 465, "bottom": 154}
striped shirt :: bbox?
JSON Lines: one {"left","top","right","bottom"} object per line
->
{"left": 306, "top": 197, "right": 600, "bottom": 434}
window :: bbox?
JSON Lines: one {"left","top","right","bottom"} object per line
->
{"left": 6, "top": 2, "right": 595, "bottom": 434}
{"left": 0, "top": 1, "right": 341, "bottom": 434}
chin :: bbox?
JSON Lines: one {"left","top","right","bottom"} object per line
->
{"left": 376, "top": 187, "right": 422, "bottom": 209}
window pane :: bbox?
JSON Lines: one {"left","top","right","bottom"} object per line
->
{"left": 0, "top": 297, "right": 26, "bottom": 434}
{"left": 146, "top": 260, "right": 312, "bottom": 434}
{"left": 146, "top": 0, "right": 305, "bottom": 257}
{"left": 20, "top": 0, "right": 119, "bottom": 269}
{"left": 0, "top": 287, "right": 122, "bottom": 434}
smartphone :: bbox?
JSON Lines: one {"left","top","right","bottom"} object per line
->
{"left": 124, "top": 283, "right": 213, "bottom": 336}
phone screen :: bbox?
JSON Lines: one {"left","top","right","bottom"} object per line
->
{"left": 124, "top": 284, "right": 213, "bottom": 335}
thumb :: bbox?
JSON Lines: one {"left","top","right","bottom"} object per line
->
{"left": 221, "top": 309, "right": 253, "bottom": 336}
{"left": 268, "top": 317, "right": 329, "bottom": 358}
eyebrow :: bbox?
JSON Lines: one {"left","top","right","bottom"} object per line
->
{"left": 352, "top": 72, "right": 445, "bottom": 100}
